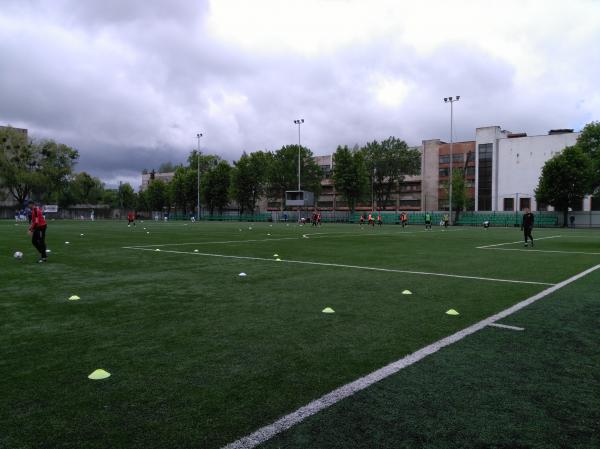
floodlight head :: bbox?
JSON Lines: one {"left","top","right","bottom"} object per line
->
{"left": 197, "top": 133, "right": 203, "bottom": 138}
{"left": 456, "top": 95, "right": 460, "bottom": 100}
{"left": 444, "top": 98, "right": 448, "bottom": 102}
{"left": 294, "top": 118, "right": 304, "bottom": 124}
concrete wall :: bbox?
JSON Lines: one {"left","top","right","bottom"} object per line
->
{"left": 421, "top": 139, "right": 440, "bottom": 211}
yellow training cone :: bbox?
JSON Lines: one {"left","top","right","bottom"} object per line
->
{"left": 68, "top": 295, "right": 80, "bottom": 301}
{"left": 88, "top": 369, "right": 111, "bottom": 380}
{"left": 273, "top": 254, "right": 279, "bottom": 257}
{"left": 276, "top": 258, "right": 282, "bottom": 261}
{"left": 402, "top": 290, "right": 412, "bottom": 295}
{"left": 322, "top": 307, "right": 335, "bottom": 314}
{"left": 194, "top": 249, "right": 199, "bottom": 252}
{"left": 446, "top": 309, "right": 460, "bottom": 315}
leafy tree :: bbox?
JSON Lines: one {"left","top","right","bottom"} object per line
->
{"left": 69, "top": 172, "right": 105, "bottom": 204}
{"left": 102, "top": 189, "right": 118, "bottom": 208}
{"left": 231, "top": 151, "right": 270, "bottom": 214}
{"left": 535, "top": 146, "right": 595, "bottom": 226}
{"left": 332, "top": 145, "right": 369, "bottom": 212}
{"left": 118, "top": 183, "right": 137, "bottom": 209}
{"left": 361, "top": 137, "right": 420, "bottom": 209}
{"left": 201, "top": 161, "right": 231, "bottom": 215}
{"left": 169, "top": 167, "right": 197, "bottom": 214}
{"left": 575, "top": 121, "right": 600, "bottom": 190}
{"left": 266, "top": 145, "right": 322, "bottom": 209}
{"left": 145, "top": 179, "right": 168, "bottom": 211}
{"left": 158, "top": 161, "right": 177, "bottom": 173}
{"left": 0, "top": 128, "right": 78, "bottom": 205}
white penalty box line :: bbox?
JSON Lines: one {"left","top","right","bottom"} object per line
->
{"left": 476, "top": 235, "right": 562, "bottom": 249}
{"left": 477, "top": 235, "right": 600, "bottom": 255}
{"left": 221, "top": 263, "right": 600, "bottom": 449}
{"left": 122, "top": 246, "right": 554, "bottom": 286}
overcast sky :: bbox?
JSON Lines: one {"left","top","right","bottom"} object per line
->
{"left": 1, "top": 0, "right": 599, "bottom": 188}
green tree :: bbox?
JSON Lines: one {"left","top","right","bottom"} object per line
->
{"left": 0, "top": 128, "right": 78, "bottom": 205}
{"left": 266, "top": 145, "right": 322, "bottom": 209}
{"left": 158, "top": 161, "right": 177, "bottom": 173}
{"left": 575, "top": 121, "right": 600, "bottom": 190}
{"left": 69, "top": 172, "right": 105, "bottom": 204}
{"left": 201, "top": 161, "right": 231, "bottom": 215}
{"left": 145, "top": 179, "right": 168, "bottom": 211}
{"left": 118, "top": 183, "right": 137, "bottom": 209}
{"left": 535, "top": 146, "right": 595, "bottom": 226}
{"left": 170, "top": 167, "right": 197, "bottom": 214}
{"left": 231, "top": 151, "right": 270, "bottom": 214}
{"left": 332, "top": 145, "right": 369, "bottom": 213}
{"left": 362, "top": 137, "right": 420, "bottom": 209}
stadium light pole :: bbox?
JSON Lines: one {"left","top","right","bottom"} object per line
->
{"left": 293, "top": 119, "right": 304, "bottom": 190}
{"left": 196, "top": 132, "right": 203, "bottom": 221}
{"left": 444, "top": 96, "right": 460, "bottom": 225}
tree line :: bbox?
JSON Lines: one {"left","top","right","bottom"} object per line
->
{"left": 1, "top": 126, "right": 421, "bottom": 214}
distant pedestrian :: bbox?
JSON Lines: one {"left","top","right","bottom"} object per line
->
{"left": 127, "top": 211, "right": 136, "bottom": 226}
{"left": 521, "top": 208, "right": 535, "bottom": 247}
{"left": 569, "top": 215, "right": 575, "bottom": 228}
{"left": 368, "top": 213, "right": 374, "bottom": 227}
{"left": 27, "top": 200, "right": 48, "bottom": 263}
{"left": 377, "top": 213, "right": 383, "bottom": 226}
{"left": 425, "top": 212, "right": 432, "bottom": 230}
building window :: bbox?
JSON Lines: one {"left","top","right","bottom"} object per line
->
{"left": 439, "top": 155, "right": 450, "bottom": 164}
{"left": 439, "top": 168, "right": 449, "bottom": 177}
{"left": 519, "top": 198, "right": 531, "bottom": 211}
{"left": 465, "top": 167, "right": 475, "bottom": 177}
{"left": 503, "top": 198, "right": 514, "bottom": 211}
{"left": 452, "top": 153, "right": 464, "bottom": 163}
{"left": 477, "top": 143, "right": 493, "bottom": 210}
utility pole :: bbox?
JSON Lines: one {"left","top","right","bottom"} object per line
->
{"left": 196, "top": 132, "right": 203, "bottom": 221}
{"left": 444, "top": 96, "right": 460, "bottom": 224}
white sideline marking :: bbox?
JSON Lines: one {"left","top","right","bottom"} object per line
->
{"left": 122, "top": 247, "right": 554, "bottom": 286}
{"left": 480, "top": 248, "right": 600, "bottom": 256}
{"left": 488, "top": 323, "right": 525, "bottom": 331}
{"left": 476, "top": 235, "right": 561, "bottom": 249}
{"left": 221, "top": 263, "right": 600, "bottom": 449}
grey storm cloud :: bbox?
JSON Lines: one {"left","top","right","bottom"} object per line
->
{"left": 1, "top": 0, "right": 599, "bottom": 188}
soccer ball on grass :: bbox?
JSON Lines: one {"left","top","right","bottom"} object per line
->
{"left": 14, "top": 251, "right": 23, "bottom": 259}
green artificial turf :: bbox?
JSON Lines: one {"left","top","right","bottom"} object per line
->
{"left": 1, "top": 220, "right": 599, "bottom": 449}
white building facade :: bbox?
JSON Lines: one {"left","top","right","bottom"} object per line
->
{"left": 474, "top": 126, "right": 588, "bottom": 211}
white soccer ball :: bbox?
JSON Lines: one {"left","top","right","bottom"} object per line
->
{"left": 14, "top": 251, "right": 23, "bottom": 259}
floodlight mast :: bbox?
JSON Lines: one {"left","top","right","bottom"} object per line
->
{"left": 443, "top": 96, "right": 460, "bottom": 225}
{"left": 196, "top": 133, "right": 203, "bottom": 220}
{"left": 293, "top": 119, "right": 304, "bottom": 191}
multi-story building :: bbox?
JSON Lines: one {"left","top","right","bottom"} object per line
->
{"left": 140, "top": 170, "right": 176, "bottom": 191}
{"left": 473, "top": 126, "right": 587, "bottom": 211}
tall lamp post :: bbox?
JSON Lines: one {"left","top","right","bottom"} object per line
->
{"left": 196, "top": 132, "right": 203, "bottom": 221}
{"left": 293, "top": 119, "right": 304, "bottom": 190}
{"left": 444, "top": 96, "right": 460, "bottom": 224}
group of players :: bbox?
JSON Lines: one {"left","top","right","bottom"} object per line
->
{"left": 21, "top": 202, "right": 537, "bottom": 264}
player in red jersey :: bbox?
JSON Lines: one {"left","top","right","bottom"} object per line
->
{"left": 27, "top": 200, "right": 48, "bottom": 263}
{"left": 127, "top": 211, "right": 136, "bottom": 226}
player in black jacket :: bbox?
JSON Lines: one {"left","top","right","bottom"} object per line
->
{"left": 521, "top": 208, "right": 534, "bottom": 247}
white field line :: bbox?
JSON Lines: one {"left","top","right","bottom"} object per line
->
{"left": 125, "top": 230, "right": 421, "bottom": 248}
{"left": 122, "top": 247, "right": 555, "bottom": 286}
{"left": 488, "top": 323, "right": 525, "bottom": 331}
{"left": 221, "top": 263, "right": 600, "bottom": 449}
{"left": 476, "top": 235, "right": 561, "bottom": 249}
{"left": 480, "top": 248, "right": 600, "bottom": 256}
{"left": 126, "top": 227, "right": 466, "bottom": 249}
